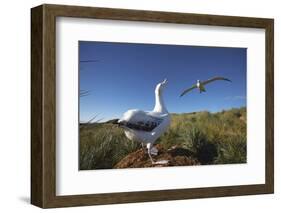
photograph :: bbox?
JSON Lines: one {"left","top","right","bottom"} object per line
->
{"left": 78, "top": 41, "right": 247, "bottom": 170}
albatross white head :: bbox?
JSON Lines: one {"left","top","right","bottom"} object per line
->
{"left": 155, "top": 79, "right": 168, "bottom": 93}
{"left": 153, "top": 79, "right": 168, "bottom": 113}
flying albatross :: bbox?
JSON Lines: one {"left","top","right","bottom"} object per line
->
{"left": 180, "top": 76, "right": 231, "bottom": 97}
{"left": 116, "top": 79, "right": 171, "bottom": 164}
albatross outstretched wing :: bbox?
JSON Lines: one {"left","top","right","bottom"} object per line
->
{"left": 180, "top": 84, "right": 197, "bottom": 97}
{"left": 202, "top": 76, "right": 231, "bottom": 85}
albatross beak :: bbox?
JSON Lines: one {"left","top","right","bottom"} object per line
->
{"left": 162, "top": 79, "right": 168, "bottom": 84}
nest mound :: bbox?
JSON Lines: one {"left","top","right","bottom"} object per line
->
{"left": 114, "top": 144, "right": 200, "bottom": 169}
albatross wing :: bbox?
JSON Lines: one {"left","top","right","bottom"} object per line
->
{"left": 180, "top": 84, "right": 197, "bottom": 97}
{"left": 202, "top": 76, "right": 231, "bottom": 85}
{"left": 119, "top": 110, "right": 164, "bottom": 132}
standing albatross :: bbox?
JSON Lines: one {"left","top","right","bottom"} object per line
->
{"left": 117, "top": 79, "right": 171, "bottom": 164}
{"left": 180, "top": 76, "right": 231, "bottom": 97}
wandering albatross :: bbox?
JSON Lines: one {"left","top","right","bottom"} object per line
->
{"left": 180, "top": 76, "right": 231, "bottom": 97}
{"left": 117, "top": 79, "right": 171, "bottom": 164}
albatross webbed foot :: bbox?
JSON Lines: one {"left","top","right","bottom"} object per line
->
{"left": 153, "top": 160, "right": 169, "bottom": 165}
{"left": 147, "top": 143, "right": 169, "bottom": 165}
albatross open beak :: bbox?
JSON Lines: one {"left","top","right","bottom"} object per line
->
{"left": 162, "top": 79, "right": 168, "bottom": 85}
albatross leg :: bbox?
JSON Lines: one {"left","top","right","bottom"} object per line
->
{"left": 148, "top": 152, "right": 155, "bottom": 164}
{"left": 147, "top": 143, "right": 155, "bottom": 164}
{"left": 150, "top": 146, "right": 158, "bottom": 156}
{"left": 147, "top": 143, "right": 169, "bottom": 165}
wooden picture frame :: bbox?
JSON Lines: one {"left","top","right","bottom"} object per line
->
{"left": 31, "top": 4, "right": 274, "bottom": 208}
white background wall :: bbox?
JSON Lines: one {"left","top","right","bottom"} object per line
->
{"left": 0, "top": 0, "right": 279, "bottom": 212}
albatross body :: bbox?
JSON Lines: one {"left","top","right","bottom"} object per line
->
{"left": 118, "top": 79, "right": 171, "bottom": 164}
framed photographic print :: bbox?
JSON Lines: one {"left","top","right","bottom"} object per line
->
{"left": 31, "top": 4, "right": 274, "bottom": 208}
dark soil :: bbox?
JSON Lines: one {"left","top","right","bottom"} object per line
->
{"left": 114, "top": 144, "right": 200, "bottom": 168}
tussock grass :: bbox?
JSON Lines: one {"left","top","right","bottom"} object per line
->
{"left": 79, "top": 123, "right": 140, "bottom": 170}
{"left": 159, "top": 107, "right": 247, "bottom": 164}
{"left": 79, "top": 107, "right": 246, "bottom": 170}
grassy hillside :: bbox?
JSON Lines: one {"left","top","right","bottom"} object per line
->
{"left": 79, "top": 107, "right": 246, "bottom": 170}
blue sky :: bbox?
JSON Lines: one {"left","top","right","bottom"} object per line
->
{"left": 79, "top": 41, "right": 246, "bottom": 122}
